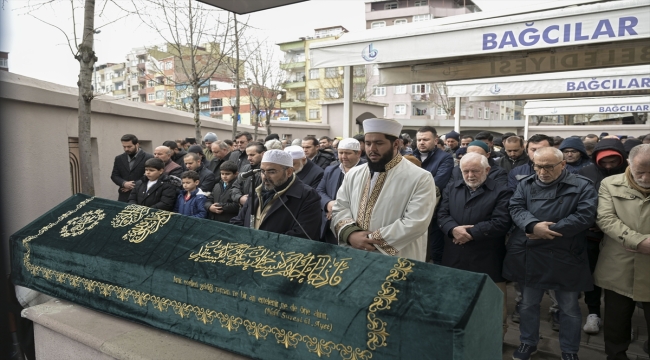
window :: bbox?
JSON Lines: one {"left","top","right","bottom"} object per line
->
{"left": 395, "top": 104, "right": 406, "bottom": 115}
{"left": 309, "top": 109, "right": 320, "bottom": 120}
{"left": 167, "top": 90, "right": 174, "bottom": 100}
{"left": 437, "top": 107, "right": 447, "bottom": 116}
{"left": 165, "top": 62, "right": 173, "bottom": 70}
{"left": 478, "top": 108, "right": 482, "bottom": 118}
{"left": 132, "top": 85, "right": 139, "bottom": 91}
{"left": 296, "top": 110, "right": 306, "bottom": 121}
{"left": 0, "top": 58, "right": 6, "bottom": 68}
{"left": 325, "top": 67, "right": 338, "bottom": 78}
{"left": 309, "top": 89, "right": 319, "bottom": 99}
{"left": 414, "top": 0, "right": 428, "bottom": 6}
{"left": 413, "top": 14, "right": 431, "bottom": 22}
{"left": 394, "top": 19, "right": 407, "bottom": 25}
{"left": 296, "top": 91, "right": 306, "bottom": 101}
{"left": 211, "top": 99, "right": 223, "bottom": 112}
{"left": 295, "top": 71, "right": 305, "bottom": 81}
{"left": 373, "top": 86, "right": 386, "bottom": 96}
{"left": 200, "top": 87, "right": 209, "bottom": 95}
{"left": 353, "top": 66, "right": 366, "bottom": 77}
{"left": 210, "top": 84, "right": 218, "bottom": 91}
{"left": 131, "top": 73, "right": 137, "bottom": 79}
{"left": 147, "top": 80, "right": 155, "bottom": 88}
{"left": 384, "top": 2, "right": 397, "bottom": 9}
{"left": 200, "top": 102, "right": 209, "bottom": 110}
{"left": 485, "top": 109, "right": 490, "bottom": 119}
{"left": 395, "top": 85, "right": 406, "bottom": 94}
{"left": 371, "top": 21, "right": 386, "bottom": 29}
{"left": 309, "top": 68, "right": 320, "bottom": 79}
{"left": 156, "top": 90, "right": 164, "bottom": 100}
{"left": 411, "top": 84, "right": 430, "bottom": 94}
{"left": 147, "top": 93, "right": 155, "bottom": 101}
{"left": 324, "top": 88, "right": 339, "bottom": 98}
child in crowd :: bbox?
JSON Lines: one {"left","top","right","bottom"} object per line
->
{"left": 173, "top": 170, "right": 207, "bottom": 218}
{"left": 205, "top": 161, "right": 241, "bottom": 223}
{"left": 128, "top": 158, "right": 177, "bottom": 210}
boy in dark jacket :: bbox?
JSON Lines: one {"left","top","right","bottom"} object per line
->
{"left": 205, "top": 161, "right": 240, "bottom": 223}
{"left": 128, "top": 158, "right": 177, "bottom": 210}
{"left": 174, "top": 170, "right": 207, "bottom": 218}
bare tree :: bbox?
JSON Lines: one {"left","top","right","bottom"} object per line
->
{"left": 431, "top": 82, "right": 454, "bottom": 120}
{"left": 132, "top": 0, "right": 232, "bottom": 143}
{"left": 246, "top": 41, "right": 285, "bottom": 138}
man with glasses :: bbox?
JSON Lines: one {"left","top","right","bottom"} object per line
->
{"left": 229, "top": 131, "right": 252, "bottom": 172}
{"left": 559, "top": 137, "right": 592, "bottom": 174}
{"left": 504, "top": 147, "right": 597, "bottom": 360}
{"left": 230, "top": 149, "right": 322, "bottom": 240}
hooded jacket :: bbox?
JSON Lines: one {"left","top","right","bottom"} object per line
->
{"left": 558, "top": 137, "right": 592, "bottom": 173}
{"left": 578, "top": 138, "right": 628, "bottom": 241}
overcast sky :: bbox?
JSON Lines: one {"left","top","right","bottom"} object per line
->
{"left": 0, "top": 0, "right": 550, "bottom": 87}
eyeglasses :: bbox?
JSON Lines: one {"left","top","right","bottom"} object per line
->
{"left": 259, "top": 167, "right": 288, "bottom": 176}
{"left": 533, "top": 161, "right": 563, "bottom": 172}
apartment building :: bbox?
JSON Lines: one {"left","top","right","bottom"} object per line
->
{"left": 92, "top": 63, "right": 130, "bottom": 99}
{"left": 0, "top": 52, "right": 8, "bottom": 72}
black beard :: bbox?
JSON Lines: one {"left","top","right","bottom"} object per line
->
{"left": 367, "top": 150, "right": 395, "bottom": 172}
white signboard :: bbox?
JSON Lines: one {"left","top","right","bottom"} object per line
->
{"left": 524, "top": 95, "right": 650, "bottom": 115}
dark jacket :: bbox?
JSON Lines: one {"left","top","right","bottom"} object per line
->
{"left": 206, "top": 152, "right": 232, "bottom": 182}
{"left": 174, "top": 188, "right": 207, "bottom": 218}
{"left": 438, "top": 177, "right": 513, "bottom": 282}
{"left": 578, "top": 138, "right": 628, "bottom": 241}
{"left": 229, "top": 150, "right": 250, "bottom": 173}
{"left": 172, "top": 149, "right": 187, "bottom": 167}
{"left": 230, "top": 175, "right": 322, "bottom": 240}
{"left": 111, "top": 149, "right": 154, "bottom": 202}
{"left": 311, "top": 149, "right": 336, "bottom": 170}
{"left": 231, "top": 164, "right": 262, "bottom": 204}
{"left": 507, "top": 162, "right": 535, "bottom": 192}
{"left": 316, "top": 159, "right": 367, "bottom": 243}
{"left": 296, "top": 159, "right": 324, "bottom": 189}
{"left": 164, "top": 160, "right": 183, "bottom": 178}
{"left": 127, "top": 174, "right": 177, "bottom": 210}
{"left": 449, "top": 158, "right": 508, "bottom": 188}
{"left": 497, "top": 151, "right": 529, "bottom": 174}
{"left": 559, "top": 137, "right": 592, "bottom": 173}
{"left": 412, "top": 147, "right": 455, "bottom": 190}
{"left": 204, "top": 180, "right": 240, "bottom": 223}
{"left": 502, "top": 171, "right": 597, "bottom": 291}
{"left": 196, "top": 165, "right": 217, "bottom": 193}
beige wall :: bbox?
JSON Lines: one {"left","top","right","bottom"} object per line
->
{"left": 321, "top": 101, "right": 386, "bottom": 137}
{"left": 0, "top": 72, "right": 331, "bottom": 273}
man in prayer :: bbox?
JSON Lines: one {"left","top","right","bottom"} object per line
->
{"left": 331, "top": 118, "right": 436, "bottom": 262}
{"left": 285, "top": 145, "right": 324, "bottom": 189}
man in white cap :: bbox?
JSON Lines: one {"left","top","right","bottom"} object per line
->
{"left": 317, "top": 138, "right": 366, "bottom": 244}
{"left": 284, "top": 145, "right": 324, "bottom": 189}
{"left": 331, "top": 119, "right": 436, "bottom": 261}
{"left": 230, "top": 149, "right": 322, "bottom": 240}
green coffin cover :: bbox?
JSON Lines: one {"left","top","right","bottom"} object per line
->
{"left": 11, "top": 195, "right": 503, "bottom": 360}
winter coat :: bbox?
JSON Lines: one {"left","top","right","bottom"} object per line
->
{"left": 559, "top": 137, "right": 592, "bottom": 173}
{"left": 229, "top": 150, "right": 250, "bottom": 173}
{"left": 204, "top": 180, "right": 240, "bottom": 223}
{"left": 316, "top": 159, "right": 366, "bottom": 243}
{"left": 230, "top": 176, "right": 322, "bottom": 240}
{"left": 449, "top": 158, "right": 508, "bottom": 188}
{"left": 172, "top": 149, "right": 187, "bottom": 167}
{"left": 507, "top": 162, "right": 535, "bottom": 192}
{"left": 206, "top": 152, "right": 232, "bottom": 182}
{"left": 163, "top": 160, "right": 183, "bottom": 178}
{"left": 502, "top": 171, "right": 597, "bottom": 291}
{"left": 497, "top": 152, "right": 529, "bottom": 174}
{"left": 127, "top": 174, "right": 178, "bottom": 210}
{"left": 438, "top": 177, "right": 513, "bottom": 282}
{"left": 196, "top": 165, "right": 217, "bottom": 193}
{"left": 311, "top": 149, "right": 336, "bottom": 170}
{"left": 594, "top": 173, "right": 650, "bottom": 302}
{"left": 174, "top": 188, "right": 207, "bottom": 218}
{"left": 111, "top": 149, "right": 154, "bottom": 202}
{"left": 412, "top": 147, "right": 454, "bottom": 190}
{"left": 296, "top": 159, "right": 324, "bottom": 189}
{"left": 578, "top": 139, "right": 628, "bottom": 241}
{"left": 231, "top": 164, "right": 262, "bottom": 204}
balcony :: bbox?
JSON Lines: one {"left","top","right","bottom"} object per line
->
{"left": 280, "top": 61, "right": 306, "bottom": 70}
{"left": 137, "top": 63, "right": 146, "bottom": 71}
{"left": 282, "top": 100, "right": 305, "bottom": 108}
{"left": 138, "top": 76, "right": 147, "bottom": 84}
{"left": 411, "top": 94, "right": 430, "bottom": 102}
{"left": 138, "top": 88, "right": 147, "bottom": 95}
{"left": 113, "top": 89, "right": 126, "bottom": 96}
{"left": 283, "top": 80, "right": 305, "bottom": 89}
{"left": 211, "top": 106, "right": 223, "bottom": 113}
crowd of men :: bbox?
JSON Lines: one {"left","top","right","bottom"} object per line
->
{"left": 112, "top": 126, "right": 650, "bottom": 360}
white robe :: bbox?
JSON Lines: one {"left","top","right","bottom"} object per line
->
{"left": 331, "top": 155, "right": 436, "bottom": 262}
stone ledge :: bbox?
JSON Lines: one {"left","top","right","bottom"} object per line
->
{"left": 22, "top": 298, "right": 250, "bottom": 360}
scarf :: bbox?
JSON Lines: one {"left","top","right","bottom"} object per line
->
{"left": 626, "top": 167, "right": 650, "bottom": 197}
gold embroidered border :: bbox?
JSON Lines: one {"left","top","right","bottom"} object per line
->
{"left": 356, "top": 155, "right": 403, "bottom": 230}
{"left": 20, "top": 197, "right": 374, "bottom": 360}
{"left": 60, "top": 209, "right": 106, "bottom": 237}
{"left": 335, "top": 219, "right": 355, "bottom": 236}
{"left": 366, "top": 258, "right": 413, "bottom": 350}
{"left": 370, "top": 230, "right": 398, "bottom": 256}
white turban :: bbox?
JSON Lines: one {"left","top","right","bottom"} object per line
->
{"left": 284, "top": 145, "right": 306, "bottom": 160}
{"left": 337, "top": 138, "right": 360, "bottom": 151}
{"left": 363, "top": 118, "right": 403, "bottom": 138}
{"left": 261, "top": 149, "right": 294, "bottom": 167}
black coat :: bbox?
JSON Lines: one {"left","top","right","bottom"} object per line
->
{"left": 497, "top": 152, "right": 529, "bottom": 174}
{"left": 230, "top": 176, "right": 322, "bottom": 240}
{"left": 311, "top": 149, "right": 336, "bottom": 170}
{"left": 111, "top": 149, "right": 154, "bottom": 202}
{"left": 127, "top": 174, "right": 177, "bottom": 210}
{"left": 196, "top": 165, "right": 217, "bottom": 193}
{"left": 229, "top": 150, "right": 250, "bottom": 173}
{"left": 206, "top": 152, "right": 232, "bottom": 182}
{"left": 172, "top": 149, "right": 188, "bottom": 167}
{"left": 449, "top": 158, "right": 508, "bottom": 188}
{"left": 204, "top": 180, "right": 240, "bottom": 223}
{"left": 231, "top": 164, "right": 262, "bottom": 204}
{"left": 502, "top": 171, "right": 597, "bottom": 291}
{"left": 438, "top": 178, "right": 513, "bottom": 282}
{"left": 296, "top": 159, "right": 324, "bottom": 189}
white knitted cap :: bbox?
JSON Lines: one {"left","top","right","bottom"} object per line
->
{"left": 338, "top": 138, "right": 360, "bottom": 151}
{"left": 261, "top": 149, "right": 294, "bottom": 167}
{"left": 363, "top": 118, "right": 403, "bottom": 137}
{"left": 284, "top": 145, "right": 306, "bottom": 160}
